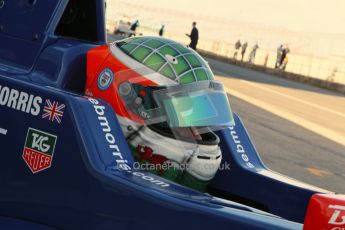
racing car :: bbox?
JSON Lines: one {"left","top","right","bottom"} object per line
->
{"left": 0, "top": 0, "right": 344, "bottom": 229}
{"left": 113, "top": 20, "right": 136, "bottom": 37}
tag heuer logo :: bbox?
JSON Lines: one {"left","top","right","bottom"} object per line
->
{"left": 22, "top": 128, "right": 57, "bottom": 173}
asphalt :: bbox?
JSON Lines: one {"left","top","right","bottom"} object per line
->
{"left": 107, "top": 34, "right": 345, "bottom": 193}
{"left": 208, "top": 58, "right": 345, "bottom": 193}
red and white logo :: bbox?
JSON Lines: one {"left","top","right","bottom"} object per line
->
{"left": 328, "top": 205, "right": 345, "bottom": 228}
{"left": 42, "top": 99, "right": 65, "bottom": 124}
{"left": 304, "top": 194, "right": 345, "bottom": 230}
{"left": 22, "top": 128, "right": 57, "bottom": 173}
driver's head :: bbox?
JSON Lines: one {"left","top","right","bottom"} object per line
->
{"left": 86, "top": 37, "right": 234, "bottom": 191}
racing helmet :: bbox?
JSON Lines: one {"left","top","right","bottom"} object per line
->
{"left": 86, "top": 37, "right": 234, "bottom": 191}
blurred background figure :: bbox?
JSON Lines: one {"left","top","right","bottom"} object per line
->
{"left": 276, "top": 44, "right": 290, "bottom": 70}
{"left": 234, "top": 39, "right": 242, "bottom": 59}
{"left": 328, "top": 66, "right": 338, "bottom": 82}
{"left": 159, "top": 25, "right": 165, "bottom": 36}
{"left": 264, "top": 53, "right": 269, "bottom": 67}
{"left": 275, "top": 44, "right": 283, "bottom": 68}
{"left": 280, "top": 44, "right": 290, "bottom": 66}
{"left": 130, "top": 20, "right": 139, "bottom": 37}
{"left": 248, "top": 42, "right": 259, "bottom": 64}
{"left": 241, "top": 41, "right": 248, "bottom": 61}
{"left": 280, "top": 56, "right": 289, "bottom": 71}
{"left": 186, "top": 21, "right": 199, "bottom": 51}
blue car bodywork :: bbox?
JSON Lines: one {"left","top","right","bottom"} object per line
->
{"left": 0, "top": 0, "right": 329, "bottom": 229}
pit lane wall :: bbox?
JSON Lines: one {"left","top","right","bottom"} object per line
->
{"left": 198, "top": 49, "right": 345, "bottom": 94}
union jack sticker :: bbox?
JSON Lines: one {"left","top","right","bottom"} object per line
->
{"left": 42, "top": 99, "right": 66, "bottom": 124}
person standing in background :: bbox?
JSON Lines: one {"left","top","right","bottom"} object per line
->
{"left": 280, "top": 44, "right": 290, "bottom": 67}
{"left": 275, "top": 44, "right": 283, "bottom": 68}
{"left": 241, "top": 41, "right": 248, "bottom": 61}
{"left": 264, "top": 53, "right": 269, "bottom": 67}
{"left": 248, "top": 42, "right": 259, "bottom": 64}
{"left": 186, "top": 22, "right": 199, "bottom": 51}
{"left": 130, "top": 20, "right": 139, "bottom": 37}
{"left": 280, "top": 56, "right": 289, "bottom": 71}
{"left": 279, "top": 44, "right": 290, "bottom": 71}
{"left": 234, "top": 40, "right": 241, "bottom": 59}
{"left": 159, "top": 25, "right": 165, "bottom": 37}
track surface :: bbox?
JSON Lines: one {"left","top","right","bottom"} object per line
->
{"left": 108, "top": 34, "right": 345, "bottom": 193}
{"left": 209, "top": 58, "right": 345, "bottom": 193}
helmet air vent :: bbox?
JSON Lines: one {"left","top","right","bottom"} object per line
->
{"left": 165, "top": 54, "right": 178, "bottom": 65}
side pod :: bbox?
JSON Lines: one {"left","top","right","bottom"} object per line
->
{"left": 210, "top": 114, "right": 331, "bottom": 223}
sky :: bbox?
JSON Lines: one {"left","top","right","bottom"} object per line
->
{"left": 168, "top": 0, "right": 345, "bottom": 34}
{"left": 107, "top": 0, "right": 345, "bottom": 57}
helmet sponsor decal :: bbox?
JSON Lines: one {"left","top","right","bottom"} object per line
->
{"left": 22, "top": 128, "right": 57, "bottom": 173}
{"left": 0, "top": 84, "right": 66, "bottom": 125}
{"left": 97, "top": 68, "right": 114, "bottom": 90}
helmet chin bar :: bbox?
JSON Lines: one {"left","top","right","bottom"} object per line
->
{"left": 149, "top": 123, "right": 220, "bottom": 146}
{"left": 127, "top": 125, "right": 222, "bottom": 191}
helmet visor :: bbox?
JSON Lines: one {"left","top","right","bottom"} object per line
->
{"left": 153, "top": 81, "right": 233, "bottom": 128}
{"left": 115, "top": 65, "right": 234, "bottom": 131}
